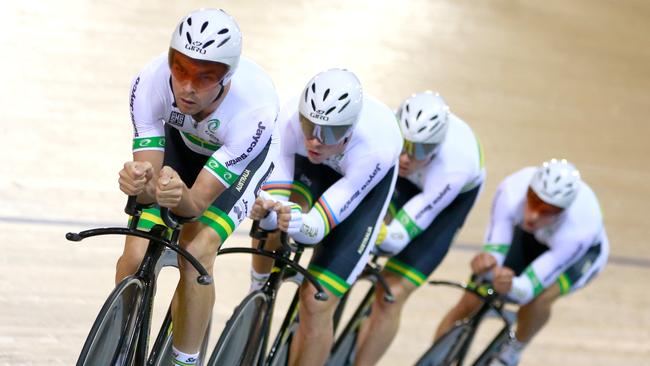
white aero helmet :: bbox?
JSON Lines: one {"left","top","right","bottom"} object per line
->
{"left": 298, "top": 69, "right": 363, "bottom": 144}
{"left": 397, "top": 91, "right": 450, "bottom": 159}
{"left": 530, "top": 159, "right": 581, "bottom": 209}
{"left": 170, "top": 8, "right": 242, "bottom": 84}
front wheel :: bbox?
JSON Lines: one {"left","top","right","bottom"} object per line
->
{"left": 414, "top": 323, "right": 473, "bottom": 366}
{"left": 207, "top": 291, "right": 269, "bottom": 366}
{"left": 77, "top": 277, "right": 144, "bottom": 366}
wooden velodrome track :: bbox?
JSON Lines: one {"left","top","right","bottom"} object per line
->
{"left": 1, "top": 0, "right": 648, "bottom": 365}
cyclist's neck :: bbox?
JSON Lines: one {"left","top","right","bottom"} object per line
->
{"left": 192, "top": 81, "right": 231, "bottom": 122}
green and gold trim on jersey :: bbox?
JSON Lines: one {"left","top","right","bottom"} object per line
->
{"left": 556, "top": 273, "right": 573, "bottom": 295}
{"left": 205, "top": 156, "right": 239, "bottom": 187}
{"left": 308, "top": 265, "right": 350, "bottom": 297}
{"left": 132, "top": 136, "right": 166, "bottom": 151}
{"left": 127, "top": 207, "right": 172, "bottom": 238}
{"left": 395, "top": 209, "right": 423, "bottom": 240}
{"left": 182, "top": 132, "right": 222, "bottom": 152}
{"left": 385, "top": 257, "right": 427, "bottom": 287}
{"left": 199, "top": 206, "right": 236, "bottom": 242}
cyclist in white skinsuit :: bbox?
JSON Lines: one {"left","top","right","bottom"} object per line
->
{"left": 436, "top": 159, "right": 609, "bottom": 366}
{"left": 250, "top": 69, "right": 402, "bottom": 366}
{"left": 116, "top": 9, "right": 279, "bottom": 365}
{"left": 355, "top": 91, "right": 485, "bottom": 366}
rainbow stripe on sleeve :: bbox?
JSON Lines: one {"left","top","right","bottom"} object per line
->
{"left": 314, "top": 197, "right": 339, "bottom": 235}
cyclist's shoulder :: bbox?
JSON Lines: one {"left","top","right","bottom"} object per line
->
{"left": 226, "top": 57, "right": 279, "bottom": 111}
{"left": 353, "top": 95, "right": 402, "bottom": 157}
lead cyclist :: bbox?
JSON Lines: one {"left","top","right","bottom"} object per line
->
{"left": 435, "top": 159, "right": 610, "bottom": 366}
{"left": 249, "top": 69, "right": 402, "bottom": 366}
{"left": 115, "top": 9, "right": 279, "bottom": 366}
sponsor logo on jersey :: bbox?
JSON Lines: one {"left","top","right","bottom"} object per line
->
{"left": 414, "top": 184, "right": 451, "bottom": 220}
{"left": 357, "top": 226, "right": 373, "bottom": 254}
{"left": 208, "top": 119, "right": 220, "bottom": 132}
{"left": 130, "top": 77, "right": 140, "bottom": 135}
{"left": 246, "top": 121, "right": 267, "bottom": 153}
{"left": 169, "top": 111, "right": 185, "bottom": 127}
{"left": 226, "top": 153, "right": 248, "bottom": 168}
{"left": 235, "top": 169, "right": 251, "bottom": 192}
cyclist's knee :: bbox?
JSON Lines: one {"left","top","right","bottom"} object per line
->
{"left": 178, "top": 223, "right": 222, "bottom": 276}
{"left": 116, "top": 236, "right": 148, "bottom": 277}
{"left": 523, "top": 283, "right": 560, "bottom": 311}
{"left": 375, "top": 273, "right": 415, "bottom": 313}
{"left": 298, "top": 282, "right": 339, "bottom": 320}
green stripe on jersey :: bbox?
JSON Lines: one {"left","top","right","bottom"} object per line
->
{"left": 133, "top": 136, "right": 165, "bottom": 150}
{"left": 395, "top": 209, "right": 423, "bottom": 239}
{"left": 525, "top": 267, "right": 544, "bottom": 296}
{"left": 205, "top": 156, "right": 238, "bottom": 186}
{"left": 483, "top": 244, "right": 509, "bottom": 255}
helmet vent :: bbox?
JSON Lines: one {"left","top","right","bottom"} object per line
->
{"left": 323, "top": 89, "right": 330, "bottom": 101}
{"left": 405, "top": 104, "right": 410, "bottom": 113}
{"left": 554, "top": 176, "right": 561, "bottom": 183}
{"left": 186, "top": 32, "right": 193, "bottom": 44}
{"left": 304, "top": 89, "right": 309, "bottom": 103}
{"left": 202, "top": 40, "right": 215, "bottom": 49}
{"left": 187, "top": 17, "right": 192, "bottom": 26}
{"left": 179, "top": 23, "right": 184, "bottom": 36}
{"left": 339, "top": 100, "right": 351, "bottom": 113}
{"left": 430, "top": 115, "right": 438, "bottom": 121}
{"left": 404, "top": 119, "right": 410, "bottom": 129}
{"left": 201, "top": 21, "right": 209, "bottom": 33}
{"left": 218, "top": 28, "right": 229, "bottom": 35}
{"left": 338, "top": 93, "right": 348, "bottom": 100}
{"left": 325, "top": 106, "right": 336, "bottom": 115}
{"left": 429, "top": 121, "right": 440, "bottom": 132}
{"left": 417, "top": 126, "right": 427, "bottom": 133}
{"left": 416, "top": 110, "right": 423, "bottom": 119}
{"left": 216, "top": 36, "right": 231, "bottom": 48}
{"left": 311, "top": 83, "right": 316, "bottom": 93}
{"left": 310, "top": 99, "right": 316, "bottom": 111}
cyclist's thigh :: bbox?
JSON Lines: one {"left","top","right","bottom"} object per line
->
{"left": 197, "top": 139, "right": 276, "bottom": 246}
{"left": 386, "top": 185, "right": 481, "bottom": 287}
{"left": 308, "top": 166, "right": 396, "bottom": 298}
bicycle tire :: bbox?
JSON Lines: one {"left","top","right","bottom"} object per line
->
{"left": 77, "top": 277, "right": 144, "bottom": 366}
{"left": 414, "top": 323, "right": 473, "bottom": 366}
{"left": 266, "top": 320, "right": 298, "bottom": 366}
{"left": 471, "top": 327, "right": 511, "bottom": 366}
{"left": 207, "top": 291, "right": 269, "bottom": 366}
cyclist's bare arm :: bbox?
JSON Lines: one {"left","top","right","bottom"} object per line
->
{"left": 157, "top": 166, "right": 227, "bottom": 218}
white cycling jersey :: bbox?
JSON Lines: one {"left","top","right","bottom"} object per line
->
{"left": 264, "top": 94, "right": 403, "bottom": 244}
{"left": 380, "top": 114, "right": 485, "bottom": 252}
{"left": 129, "top": 53, "right": 279, "bottom": 188}
{"left": 484, "top": 167, "right": 610, "bottom": 304}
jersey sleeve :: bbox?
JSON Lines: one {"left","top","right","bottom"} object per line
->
{"left": 306, "top": 152, "right": 395, "bottom": 239}
{"left": 482, "top": 180, "right": 516, "bottom": 265}
{"left": 391, "top": 167, "right": 469, "bottom": 242}
{"left": 508, "top": 231, "right": 591, "bottom": 304}
{"left": 204, "top": 105, "right": 277, "bottom": 188}
{"left": 129, "top": 72, "right": 167, "bottom": 152}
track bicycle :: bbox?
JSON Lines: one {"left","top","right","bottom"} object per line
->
{"left": 414, "top": 278, "right": 517, "bottom": 366}
{"left": 206, "top": 221, "right": 329, "bottom": 366}
{"left": 325, "top": 253, "right": 395, "bottom": 366}
{"left": 67, "top": 196, "right": 212, "bottom": 366}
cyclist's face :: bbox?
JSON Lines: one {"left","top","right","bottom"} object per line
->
{"left": 522, "top": 188, "right": 564, "bottom": 231}
{"left": 169, "top": 49, "right": 229, "bottom": 116}
{"left": 398, "top": 151, "right": 430, "bottom": 177}
{"left": 302, "top": 132, "right": 348, "bottom": 164}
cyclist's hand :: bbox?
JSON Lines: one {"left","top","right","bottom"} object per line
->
{"left": 119, "top": 161, "right": 154, "bottom": 195}
{"left": 156, "top": 166, "right": 183, "bottom": 208}
{"left": 251, "top": 192, "right": 282, "bottom": 221}
{"left": 276, "top": 202, "right": 302, "bottom": 234}
{"left": 492, "top": 266, "right": 514, "bottom": 295}
{"left": 470, "top": 252, "right": 497, "bottom": 275}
